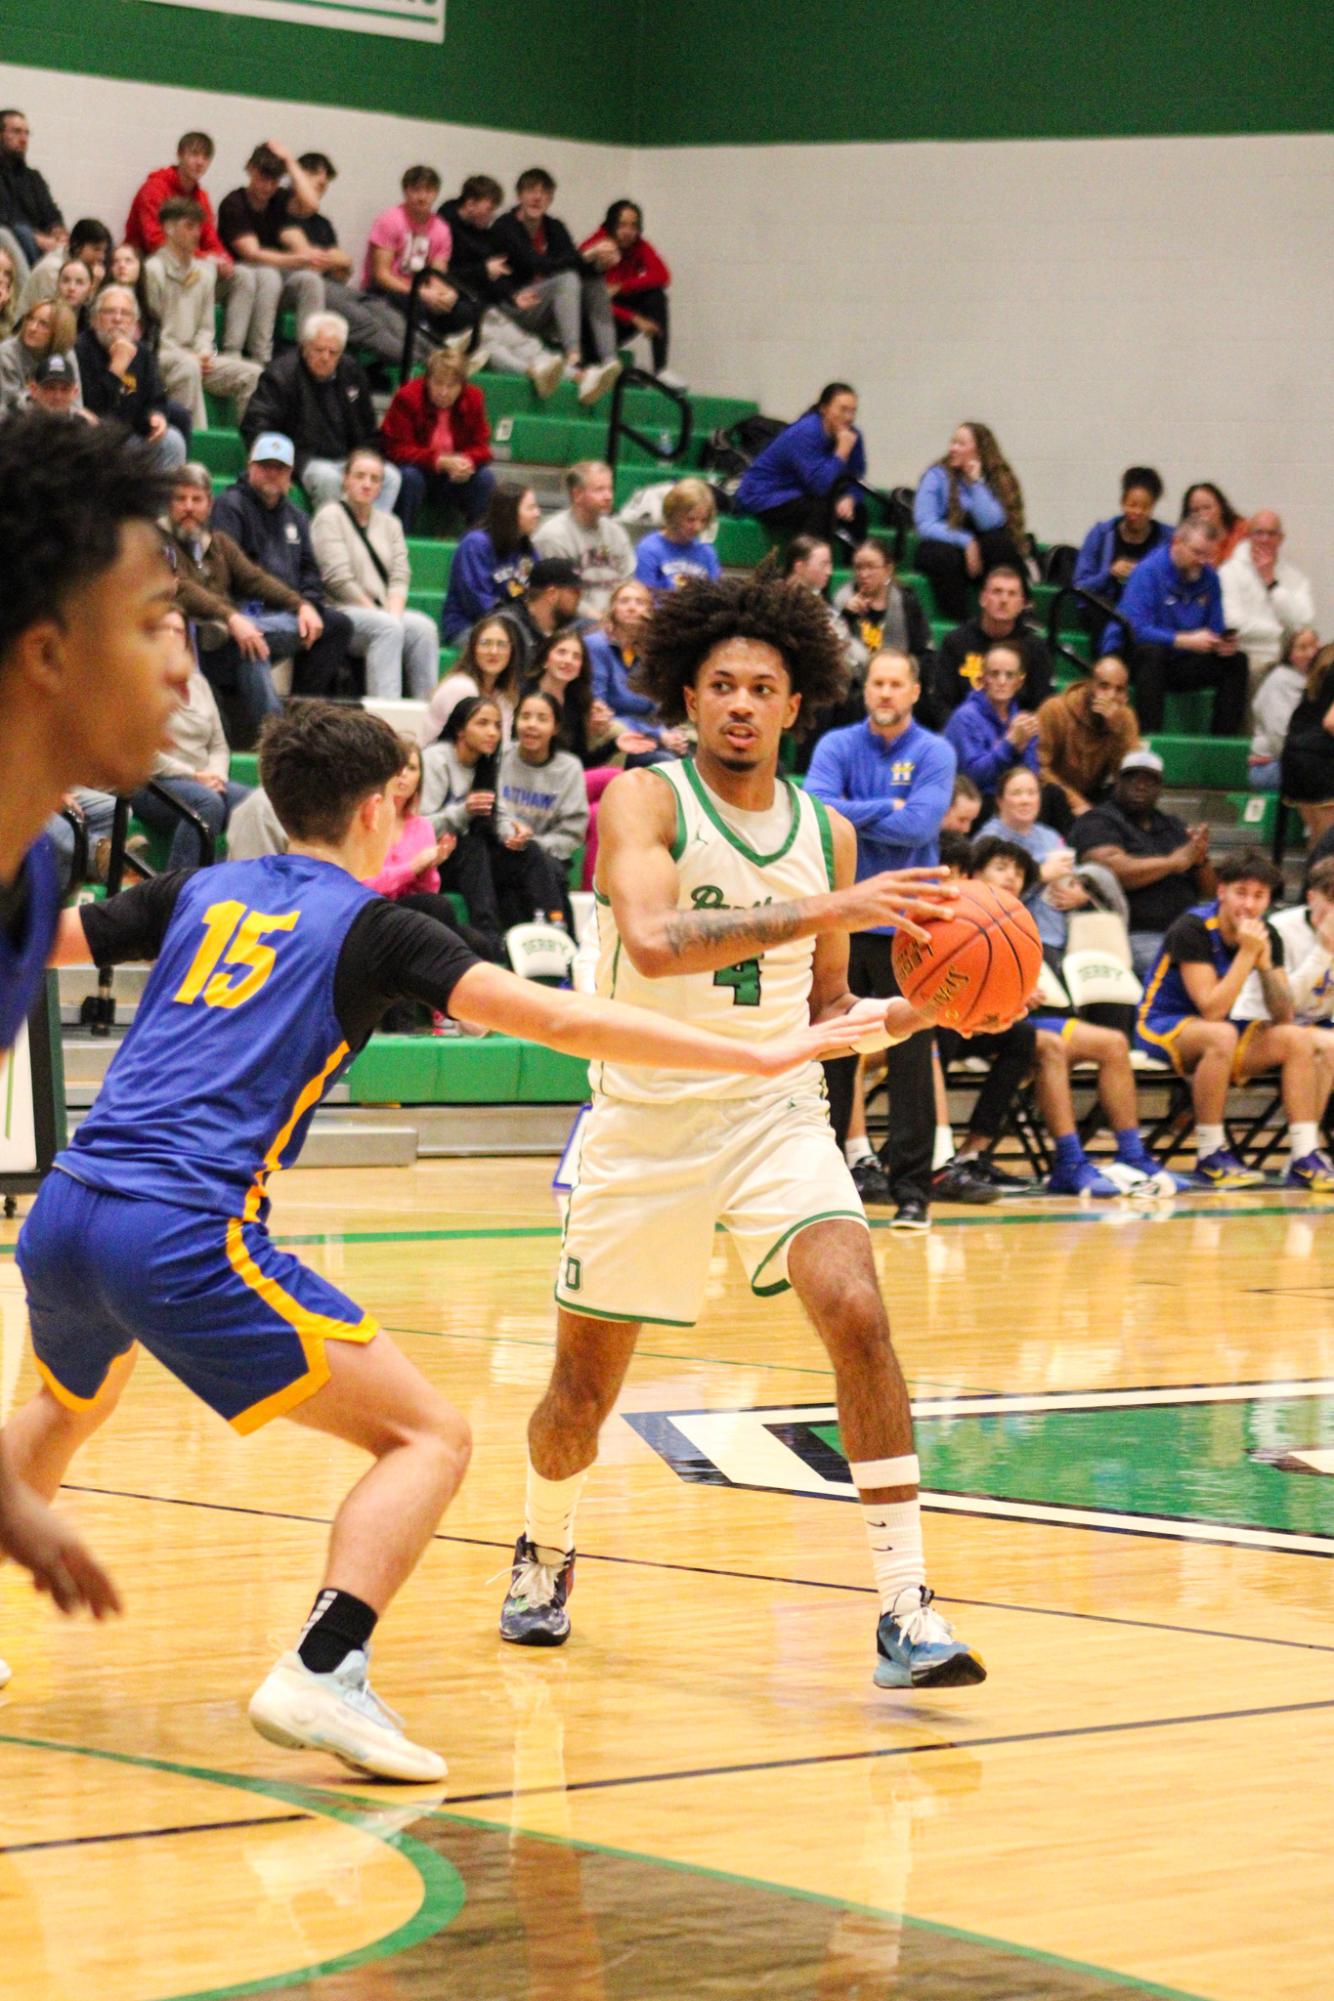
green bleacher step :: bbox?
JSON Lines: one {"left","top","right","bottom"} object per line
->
{"left": 345, "top": 1033, "right": 587, "bottom": 1105}
{"left": 1148, "top": 735, "right": 1250, "bottom": 790}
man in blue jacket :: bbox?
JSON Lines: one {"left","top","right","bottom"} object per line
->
{"left": 1103, "top": 517, "right": 1247, "bottom": 735}
{"left": 210, "top": 432, "right": 353, "bottom": 741}
{"left": 806, "top": 649, "right": 959, "bottom": 1227}
{"left": 735, "top": 383, "right": 867, "bottom": 545}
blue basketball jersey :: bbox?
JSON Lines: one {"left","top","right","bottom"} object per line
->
{"left": 59, "top": 855, "right": 376, "bottom": 1221}
{"left": 1, "top": 836, "right": 60, "bottom": 1052}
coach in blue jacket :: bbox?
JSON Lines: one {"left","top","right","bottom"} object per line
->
{"left": 734, "top": 382, "right": 867, "bottom": 543}
{"left": 806, "top": 648, "right": 956, "bottom": 1226}
{"left": 1103, "top": 517, "right": 1247, "bottom": 735}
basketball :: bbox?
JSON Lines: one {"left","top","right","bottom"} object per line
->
{"left": 890, "top": 882, "right": 1042, "bottom": 1033}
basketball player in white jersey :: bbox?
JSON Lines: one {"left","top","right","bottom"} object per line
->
{"left": 500, "top": 575, "right": 987, "bottom": 1688}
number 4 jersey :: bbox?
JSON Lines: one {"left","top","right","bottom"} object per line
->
{"left": 591, "top": 759, "right": 836, "bottom": 1105}
{"left": 57, "top": 856, "right": 480, "bottom": 1220}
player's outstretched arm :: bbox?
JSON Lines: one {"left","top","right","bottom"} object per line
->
{"left": 598, "top": 771, "right": 952, "bottom": 980}
{"left": 447, "top": 962, "right": 875, "bottom": 1076}
{"left": 0, "top": 1442, "right": 122, "bottom": 1620}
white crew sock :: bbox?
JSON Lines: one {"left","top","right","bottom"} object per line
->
{"left": 524, "top": 1461, "right": 588, "bottom": 1561}
{"left": 1194, "top": 1124, "right": 1225, "bottom": 1159}
{"left": 1289, "top": 1121, "right": 1319, "bottom": 1162}
{"left": 932, "top": 1125, "right": 956, "bottom": 1170}
{"left": 844, "top": 1135, "right": 873, "bottom": 1167}
{"left": 859, "top": 1498, "right": 926, "bottom": 1614}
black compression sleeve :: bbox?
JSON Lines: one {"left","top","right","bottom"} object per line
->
{"left": 79, "top": 872, "right": 190, "bottom": 965}
{"left": 333, "top": 899, "right": 483, "bottom": 1046}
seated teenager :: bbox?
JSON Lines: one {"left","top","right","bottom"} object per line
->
{"left": 1072, "top": 466, "right": 1171, "bottom": 649}
{"left": 966, "top": 836, "right": 1184, "bottom": 1197}
{"left": 370, "top": 740, "right": 497, "bottom": 983}
{"left": 1248, "top": 626, "right": 1318, "bottom": 792}
{"left": 912, "top": 421, "right": 1027, "bottom": 621}
{"left": 497, "top": 688, "right": 590, "bottom": 923}
{"left": 439, "top": 483, "right": 539, "bottom": 642}
{"left": 1279, "top": 638, "right": 1334, "bottom": 845}
{"left": 420, "top": 613, "right": 520, "bottom": 748}
{"left": 1136, "top": 850, "right": 1334, "bottom": 1190}
{"left": 526, "top": 628, "right": 655, "bottom": 769}
{"left": 419, "top": 695, "right": 567, "bottom": 945}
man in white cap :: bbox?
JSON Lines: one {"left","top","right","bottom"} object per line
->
{"left": 209, "top": 431, "right": 353, "bottom": 741}
{"left": 1071, "top": 746, "right": 1216, "bottom": 979}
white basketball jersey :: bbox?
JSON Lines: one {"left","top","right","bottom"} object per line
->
{"left": 592, "top": 760, "right": 836, "bottom": 1103}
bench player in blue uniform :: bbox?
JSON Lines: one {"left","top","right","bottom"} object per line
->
{"left": 2, "top": 700, "right": 873, "bottom": 1781}
{"left": 1135, "top": 850, "right": 1334, "bottom": 1189}
{"left": 0, "top": 414, "right": 187, "bottom": 1645}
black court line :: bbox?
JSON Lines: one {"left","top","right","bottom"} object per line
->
{"left": 443, "top": 1694, "right": 1334, "bottom": 1806}
{"left": 0, "top": 1810, "right": 308, "bottom": 1856}
{"left": 61, "top": 1482, "right": 1334, "bottom": 1657}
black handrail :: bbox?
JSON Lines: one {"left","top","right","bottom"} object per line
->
{"left": 90, "top": 792, "right": 215, "bottom": 1034}
{"left": 397, "top": 262, "right": 480, "bottom": 389}
{"left": 1047, "top": 581, "right": 1118, "bottom": 653}
{"left": 605, "top": 365, "right": 692, "bottom": 471}
{"left": 56, "top": 806, "right": 88, "bottom": 891}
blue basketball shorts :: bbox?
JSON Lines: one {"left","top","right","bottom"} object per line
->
{"left": 17, "top": 1169, "right": 377, "bottom": 1433}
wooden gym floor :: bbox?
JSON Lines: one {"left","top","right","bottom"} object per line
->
{"left": 1, "top": 1159, "right": 1332, "bottom": 2000}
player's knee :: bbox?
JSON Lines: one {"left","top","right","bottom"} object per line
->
{"left": 814, "top": 1271, "right": 889, "bottom": 1355}
{"left": 1203, "top": 1020, "right": 1239, "bottom": 1051}
{"left": 547, "top": 1361, "right": 619, "bottom": 1435}
{"left": 423, "top": 1398, "right": 472, "bottom": 1477}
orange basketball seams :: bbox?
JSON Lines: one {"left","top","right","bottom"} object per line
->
{"left": 891, "top": 884, "right": 1042, "bottom": 1033}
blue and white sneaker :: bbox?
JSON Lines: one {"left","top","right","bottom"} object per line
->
{"left": 1193, "top": 1148, "right": 1266, "bottom": 1190}
{"left": 1285, "top": 1150, "right": 1334, "bottom": 1193}
{"left": 249, "top": 1648, "right": 446, "bottom": 1781}
{"left": 874, "top": 1587, "right": 986, "bottom": 1689}
{"left": 499, "top": 1535, "right": 575, "bottom": 1647}
{"left": 1047, "top": 1157, "right": 1120, "bottom": 1198}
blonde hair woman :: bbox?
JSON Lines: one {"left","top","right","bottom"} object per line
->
{"left": 633, "top": 476, "right": 720, "bottom": 592}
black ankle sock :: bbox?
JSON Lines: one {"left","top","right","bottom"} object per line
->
{"left": 297, "top": 1588, "right": 378, "bottom": 1674}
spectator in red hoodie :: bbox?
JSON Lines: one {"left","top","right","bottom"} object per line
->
{"left": 580, "top": 199, "right": 677, "bottom": 382}
{"left": 124, "top": 132, "right": 264, "bottom": 362}
{"left": 379, "top": 347, "right": 495, "bottom": 534}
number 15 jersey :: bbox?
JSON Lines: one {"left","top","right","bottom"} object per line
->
{"left": 57, "top": 855, "right": 479, "bottom": 1221}
{"left": 592, "top": 759, "right": 837, "bottom": 1105}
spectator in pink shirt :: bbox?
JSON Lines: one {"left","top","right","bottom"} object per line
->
{"left": 363, "top": 166, "right": 479, "bottom": 354}
{"left": 371, "top": 742, "right": 497, "bottom": 1025}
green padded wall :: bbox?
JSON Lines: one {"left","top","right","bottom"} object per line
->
{"left": 632, "top": 0, "right": 1330, "bottom": 145}
{"left": 10, "top": 0, "right": 636, "bottom": 143}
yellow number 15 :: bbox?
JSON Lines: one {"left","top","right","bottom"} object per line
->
{"left": 173, "top": 899, "right": 300, "bottom": 1011}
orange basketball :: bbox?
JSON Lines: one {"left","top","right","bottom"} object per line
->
{"left": 890, "top": 882, "right": 1042, "bottom": 1034}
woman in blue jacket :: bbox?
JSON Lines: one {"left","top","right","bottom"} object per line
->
{"left": 439, "top": 483, "right": 540, "bottom": 642}
{"left": 1072, "top": 466, "right": 1171, "bottom": 650}
{"left": 734, "top": 381, "right": 867, "bottom": 543}
{"left": 913, "top": 421, "right": 1026, "bottom": 620}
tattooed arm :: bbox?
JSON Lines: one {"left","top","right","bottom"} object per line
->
{"left": 598, "top": 771, "right": 951, "bottom": 981}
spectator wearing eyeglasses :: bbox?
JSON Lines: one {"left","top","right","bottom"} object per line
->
{"left": 1219, "top": 510, "right": 1315, "bottom": 694}
{"left": 942, "top": 642, "right": 1039, "bottom": 804}
{"left": 75, "top": 285, "right": 186, "bottom": 468}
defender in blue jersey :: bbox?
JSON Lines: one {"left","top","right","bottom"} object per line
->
{"left": 1135, "top": 851, "right": 1334, "bottom": 1190}
{"left": 0, "top": 415, "right": 187, "bottom": 1641}
{"left": 3, "top": 702, "right": 871, "bottom": 1781}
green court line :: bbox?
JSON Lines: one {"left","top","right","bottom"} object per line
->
{"left": 0, "top": 1730, "right": 1211, "bottom": 2001}
{"left": 0, "top": 1730, "right": 464, "bottom": 2001}
{"left": 428, "top": 1805, "right": 1215, "bottom": 2001}
{"left": 0, "top": 1201, "right": 1316, "bottom": 1262}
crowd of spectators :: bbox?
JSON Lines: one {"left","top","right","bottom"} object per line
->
{"left": 10, "top": 102, "right": 1332, "bottom": 1195}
